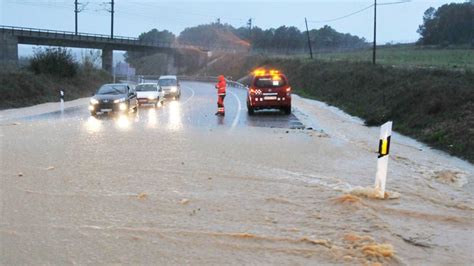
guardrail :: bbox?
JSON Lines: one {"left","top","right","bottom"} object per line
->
{"left": 132, "top": 75, "right": 246, "bottom": 89}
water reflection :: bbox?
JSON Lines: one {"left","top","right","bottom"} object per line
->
{"left": 84, "top": 116, "right": 102, "bottom": 133}
{"left": 147, "top": 108, "right": 157, "bottom": 128}
{"left": 115, "top": 114, "right": 130, "bottom": 130}
{"left": 167, "top": 101, "right": 182, "bottom": 131}
{"left": 217, "top": 115, "right": 225, "bottom": 125}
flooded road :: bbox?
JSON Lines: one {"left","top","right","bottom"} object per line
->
{"left": 1, "top": 82, "right": 473, "bottom": 265}
{"left": 15, "top": 81, "right": 304, "bottom": 130}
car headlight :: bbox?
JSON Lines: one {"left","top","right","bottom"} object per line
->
{"left": 114, "top": 98, "right": 126, "bottom": 103}
{"left": 90, "top": 98, "right": 99, "bottom": 105}
{"left": 170, "top": 87, "right": 177, "bottom": 92}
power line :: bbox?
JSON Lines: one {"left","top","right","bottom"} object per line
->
{"left": 307, "top": 4, "right": 374, "bottom": 24}
{"left": 307, "top": 0, "right": 411, "bottom": 24}
{"left": 7, "top": 1, "right": 71, "bottom": 10}
{"left": 125, "top": 2, "right": 246, "bottom": 22}
{"left": 378, "top": 0, "right": 411, "bottom": 6}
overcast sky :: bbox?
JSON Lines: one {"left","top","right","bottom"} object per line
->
{"left": 0, "top": 0, "right": 467, "bottom": 58}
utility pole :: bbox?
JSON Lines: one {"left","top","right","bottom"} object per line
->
{"left": 110, "top": 0, "right": 115, "bottom": 39}
{"left": 305, "top": 18, "right": 313, "bottom": 59}
{"left": 74, "top": 0, "right": 78, "bottom": 35}
{"left": 373, "top": 0, "right": 377, "bottom": 64}
{"left": 247, "top": 18, "right": 252, "bottom": 40}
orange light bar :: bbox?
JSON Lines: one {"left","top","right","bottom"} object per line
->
{"left": 269, "top": 69, "right": 280, "bottom": 75}
{"left": 253, "top": 69, "right": 281, "bottom": 77}
{"left": 253, "top": 69, "right": 266, "bottom": 76}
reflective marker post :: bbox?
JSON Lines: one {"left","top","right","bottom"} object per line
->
{"left": 374, "top": 121, "right": 392, "bottom": 198}
{"left": 60, "top": 90, "right": 64, "bottom": 113}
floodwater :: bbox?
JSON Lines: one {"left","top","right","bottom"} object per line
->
{"left": 1, "top": 82, "right": 473, "bottom": 265}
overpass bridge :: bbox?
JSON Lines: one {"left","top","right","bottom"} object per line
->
{"left": 0, "top": 25, "right": 206, "bottom": 72}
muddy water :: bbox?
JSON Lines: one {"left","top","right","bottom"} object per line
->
{"left": 1, "top": 97, "right": 473, "bottom": 265}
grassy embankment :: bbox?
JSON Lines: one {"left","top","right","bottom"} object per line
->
{"left": 204, "top": 51, "right": 474, "bottom": 162}
{"left": 0, "top": 68, "right": 110, "bottom": 109}
{"left": 258, "top": 45, "right": 474, "bottom": 71}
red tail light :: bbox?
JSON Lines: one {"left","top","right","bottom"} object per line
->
{"left": 286, "top": 87, "right": 291, "bottom": 92}
{"left": 249, "top": 88, "right": 256, "bottom": 94}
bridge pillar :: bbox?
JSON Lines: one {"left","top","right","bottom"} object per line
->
{"left": 102, "top": 48, "right": 113, "bottom": 73}
{"left": 166, "top": 52, "right": 178, "bottom": 75}
{"left": 0, "top": 32, "right": 18, "bottom": 65}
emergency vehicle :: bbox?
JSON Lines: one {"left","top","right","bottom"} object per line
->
{"left": 247, "top": 69, "right": 291, "bottom": 115}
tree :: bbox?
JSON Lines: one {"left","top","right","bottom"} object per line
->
{"left": 124, "top": 29, "right": 176, "bottom": 63}
{"left": 417, "top": 3, "right": 474, "bottom": 45}
{"left": 138, "top": 28, "right": 175, "bottom": 45}
{"left": 178, "top": 23, "right": 248, "bottom": 49}
{"left": 309, "top": 25, "right": 367, "bottom": 50}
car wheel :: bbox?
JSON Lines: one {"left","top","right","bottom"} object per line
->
{"left": 247, "top": 102, "right": 254, "bottom": 116}
{"left": 90, "top": 111, "right": 97, "bottom": 117}
{"left": 283, "top": 106, "right": 291, "bottom": 115}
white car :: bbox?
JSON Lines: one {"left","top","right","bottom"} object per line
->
{"left": 135, "top": 83, "right": 164, "bottom": 107}
{"left": 158, "top": 75, "right": 181, "bottom": 100}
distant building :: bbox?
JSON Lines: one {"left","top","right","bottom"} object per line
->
{"left": 113, "top": 62, "right": 136, "bottom": 76}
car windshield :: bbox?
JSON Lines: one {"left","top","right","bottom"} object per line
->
{"left": 97, "top": 85, "right": 127, "bottom": 95}
{"left": 159, "top": 79, "right": 177, "bottom": 86}
{"left": 253, "top": 75, "right": 287, "bottom": 88}
{"left": 136, "top": 84, "right": 157, "bottom": 92}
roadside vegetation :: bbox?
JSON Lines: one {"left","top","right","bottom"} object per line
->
{"left": 0, "top": 48, "right": 110, "bottom": 109}
{"left": 206, "top": 55, "right": 473, "bottom": 162}
{"left": 264, "top": 58, "right": 473, "bottom": 162}
{"left": 193, "top": 2, "right": 473, "bottom": 162}
{"left": 293, "top": 45, "right": 474, "bottom": 71}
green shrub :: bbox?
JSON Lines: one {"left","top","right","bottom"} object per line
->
{"left": 29, "top": 47, "right": 78, "bottom": 77}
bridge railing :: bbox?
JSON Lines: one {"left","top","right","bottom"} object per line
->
{"left": 0, "top": 25, "right": 250, "bottom": 52}
{"left": 0, "top": 25, "right": 177, "bottom": 48}
{"left": 0, "top": 25, "right": 137, "bottom": 41}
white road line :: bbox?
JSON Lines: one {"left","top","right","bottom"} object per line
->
{"left": 229, "top": 90, "right": 242, "bottom": 130}
{"left": 181, "top": 85, "right": 195, "bottom": 106}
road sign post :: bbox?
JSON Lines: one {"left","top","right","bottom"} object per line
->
{"left": 374, "top": 121, "right": 392, "bottom": 198}
{"left": 60, "top": 89, "right": 64, "bottom": 113}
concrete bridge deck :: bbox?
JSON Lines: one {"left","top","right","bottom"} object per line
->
{"left": 0, "top": 25, "right": 192, "bottom": 72}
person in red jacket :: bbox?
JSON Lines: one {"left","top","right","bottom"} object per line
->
{"left": 215, "top": 75, "right": 226, "bottom": 116}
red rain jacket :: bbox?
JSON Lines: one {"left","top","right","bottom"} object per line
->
{"left": 216, "top": 75, "right": 226, "bottom": 95}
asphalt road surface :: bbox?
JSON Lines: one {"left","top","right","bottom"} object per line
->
{"left": 19, "top": 81, "right": 305, "bottom": 130}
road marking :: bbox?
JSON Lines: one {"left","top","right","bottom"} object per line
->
{"left": 229, "top": 90, "right": 242, "bottom": 130}
{"left": 181, "top": 85, "right": 195, "bottom": 106}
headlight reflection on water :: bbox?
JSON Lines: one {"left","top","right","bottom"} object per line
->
{"left": 85, "top": 116, "right": 102, "bottom": 133}
{"left": 116, "top": 114, "right": 130, "bottom": 130}
{"left": 147, "top": 108, "right": 157, "bottom": 128}
{"left": 167, "top": 101, "right": 182, "bottom": 131}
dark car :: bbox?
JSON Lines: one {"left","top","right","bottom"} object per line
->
{"left": 89, "top": 84, "right": 138, "bottom": 116}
